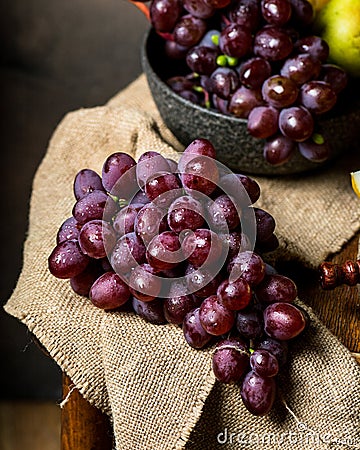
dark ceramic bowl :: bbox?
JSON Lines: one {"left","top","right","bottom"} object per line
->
{"left": 141, "top": 28, "right": 360, "bottom": 175}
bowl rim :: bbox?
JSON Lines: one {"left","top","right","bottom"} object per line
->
{"left": 141, "top": 27, "right": 250, "bottom": 126}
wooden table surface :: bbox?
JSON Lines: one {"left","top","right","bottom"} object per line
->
{"left": 60, "top": 232, "right": 360, "bottom": 450}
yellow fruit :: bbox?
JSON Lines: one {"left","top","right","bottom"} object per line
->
{"left": 308, "top": 0, "right": 330, "bottom": 11}
{"left": 351, "top": 171, "right": 360, "bottom": 198}
{"left": 315, "top": 0, "right": 360, "bottom": 77}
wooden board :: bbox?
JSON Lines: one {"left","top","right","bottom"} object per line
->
{"left": 61, "top": 375, "right": 113, "bottom": 450}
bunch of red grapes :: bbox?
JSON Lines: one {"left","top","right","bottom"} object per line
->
{"left": 135, "top": 0, "right": 348, "bottom": 166}
{"left": 48, "top": 139, "right": 307, "bottom": 416}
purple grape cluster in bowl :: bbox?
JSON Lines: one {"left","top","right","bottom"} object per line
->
{"left": 138, "top": 0, "right": 360, "bottom": 174}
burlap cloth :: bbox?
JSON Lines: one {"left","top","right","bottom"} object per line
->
{"left": 4, "top": 75, "right": 360, "bottom": 449}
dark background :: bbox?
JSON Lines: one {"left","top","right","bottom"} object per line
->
{"left": 0, "top": 0, "right": 149, "bottom": 400}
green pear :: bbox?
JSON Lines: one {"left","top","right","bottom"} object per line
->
{"left": 308, "top": 0, "right": 330, "bottom": 12}
{"left": 315, "top": 0, "right": 360, "bottom": 77}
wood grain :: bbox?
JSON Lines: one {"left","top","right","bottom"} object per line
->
{"left": 61, "top": 374, "right": 113, "bottom": 450}
{"left": 60, "top": 235, "right": 360, "bottom": 448}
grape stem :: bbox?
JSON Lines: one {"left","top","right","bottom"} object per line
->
{"left": 157, "top": 31, "right": 174, "bottom": 41}
{"left": 203, "top": 89, "right": 211, "bottom": 109}
{"left": 192, "top": 85, "right": 211, "bottom": 109}
{"left": 118, "top": 198, "right": 129, "bottom": 208}
{"left": 213, "top": 344, "right": 250, "bottom": 356}
{"left": 186, "top": 72, "right": 200, "bottom": 81}
{"left": 221, "top": 14, "right": 231, "bottom": 26}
